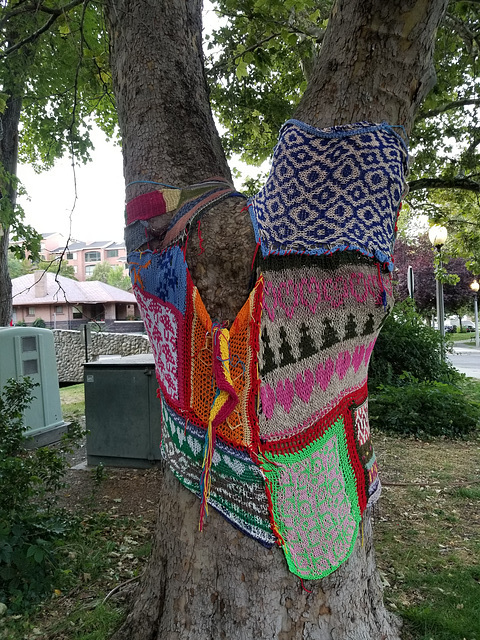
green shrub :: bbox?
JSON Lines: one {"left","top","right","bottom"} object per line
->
{"left": 369, "top": 377, "right": 480, "bottom": 438}
{"left": 369, "top": 300, "right": 459, "bottom": 390}
{"left": 32, "top": 318, "right": 46, "bottom": 328}
{"left": 0, "top": 378, "right": 83, "bottom": 612}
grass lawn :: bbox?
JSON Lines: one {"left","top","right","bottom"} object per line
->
{"left": 59, "top": 384, "right": 85, "bottom": 420}
{"left": 447, "top": 332, "right": 478, "bottom": 344}
{"left": 374, "top": 432, "right": 480, "bottom": 640}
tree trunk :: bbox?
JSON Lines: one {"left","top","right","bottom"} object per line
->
{"left": 0, "top": 94, "right": 22, "bottom": 327}
{"left": 105, "top": 0, "right": 447, "bottom": 638}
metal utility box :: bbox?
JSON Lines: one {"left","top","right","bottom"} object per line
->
{"left": 84, "top": 354, "right": 162, "bottom": 468}
{"left": 0, "top": 327, "right": 68, "bottom": 446}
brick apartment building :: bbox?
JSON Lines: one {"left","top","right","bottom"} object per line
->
{"left": 41, "top": 232, "right": 128, "bottom": 282}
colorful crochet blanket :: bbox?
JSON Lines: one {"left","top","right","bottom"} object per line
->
{"left": 125, "top": 119, "right": 407, "bottom": 580}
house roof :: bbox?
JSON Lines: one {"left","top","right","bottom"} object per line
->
{"left": 50, "top": 241, "right": 87, "bottom": 253}
{"left": 49, "top": 240, "right": 125, "bottom": 253}
{"left": 12, "top": 273, "right": 136, "bottom": 306}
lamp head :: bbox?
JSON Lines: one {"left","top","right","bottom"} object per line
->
{"left": 428, "top": 225, "right": 448, "bottom": 247}
{"left": 470, "top": 280, "right": 480, "bottom": 293}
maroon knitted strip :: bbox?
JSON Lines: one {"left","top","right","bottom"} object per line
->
{"left": 126, "top": 191, "right": 167, "bottom": 225}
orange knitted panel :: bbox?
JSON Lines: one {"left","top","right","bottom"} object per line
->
{"left": 190, "top": 286, "right": 215, "bottom": 426}
{"left": 187, "top": 273, "right": 263, "bottom": 450}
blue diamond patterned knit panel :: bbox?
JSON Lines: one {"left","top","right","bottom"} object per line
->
{"left": 249, "top": 120, "right": 408, "bottom": 271}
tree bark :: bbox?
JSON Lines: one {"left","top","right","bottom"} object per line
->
{"left": 114, "top": 469, "right": 398, "bottom": 640}
{"left": 294, "top": 0, "right": 447, "bottom": 136}
{"left": 106, "top": 0, "right": 448, "bottom": 638}
{"left": 0, "top": 94, "right": 22, "bottom": 327}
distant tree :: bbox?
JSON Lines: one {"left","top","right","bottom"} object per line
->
{"left": 36, "top": 258, "right": 77, "bottom": 280}
{"left": 7, "top": 253, "right": 30, "bottom": 278}
{"left": 394, "top": 235, "right": 474, "bottom": 322}
{"left": 88, "top": 261, "right": 111, "bottom": 283}
{"left": 107, "top": 264, "right": 132, "bottom": 291}
{"left": 88, "top": 261, "right": 131, "bottom": 291}
{"left": 8, "top": 252, "right": 77, "bottom": 280}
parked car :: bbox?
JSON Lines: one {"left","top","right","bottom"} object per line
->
{"left": 445, "top": 325, "right": 456, "bottom": 333}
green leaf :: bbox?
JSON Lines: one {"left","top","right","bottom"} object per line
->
{"left": 235, "top": 61, "right": 248, "bottom": 79}
{"left": 58, "top": 23, "right": 71, "bottom": 36}
{"left": 0, "top": 92, "right": 9, "bottom": 114}
{"left": 34, "top": 548, "right": 45, "bottom": 564}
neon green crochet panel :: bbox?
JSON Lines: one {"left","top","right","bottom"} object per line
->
{"left": 260, "top": 416, "right": 361, "bottom": 579}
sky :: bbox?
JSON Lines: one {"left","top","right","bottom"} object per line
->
{"left": 18, "top": 133, "right": 125, "bottom": 243}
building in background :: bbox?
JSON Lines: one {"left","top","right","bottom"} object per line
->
{"left": 12, "top": 271, "right": 139, "bottom": 331}
{"left": 39, "top": 233, "right": 128, "bottom": 281}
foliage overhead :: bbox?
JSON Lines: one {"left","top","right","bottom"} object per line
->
{"left": 0, "top": 0, "right": 116, "bottom": 170}
{"left": 206, "top": 0, "right": 332, "bottom": 164}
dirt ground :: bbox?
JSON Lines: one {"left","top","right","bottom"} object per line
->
{"left": 61, "top": 434, "right": 163, "bottom": 522}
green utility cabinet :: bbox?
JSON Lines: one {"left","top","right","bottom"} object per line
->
{"left": 0, "top": 327, "right": 68, "bottom": 446}
{"left": 84, "top": 355, "right": 162, "bottom": 468}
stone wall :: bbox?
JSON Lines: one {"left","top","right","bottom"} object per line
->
{"left": 53, "top": 329, "right": 152, "bottom": 383}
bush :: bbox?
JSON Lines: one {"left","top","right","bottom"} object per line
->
{"left": 0, "top": 378, "right": 83, "bottom": 612}
{"left": 369, "top": 377, "right": 480, "bottom": 438}
{"left": 369, "top": 300, "right": 459, "bottom": 391}
{"left": 32, "top": 318, "right": 46, "bottom": 328}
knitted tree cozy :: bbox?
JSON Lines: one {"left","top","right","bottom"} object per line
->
{"left": 125, "top": 119, "right": 407, "bottom": 580}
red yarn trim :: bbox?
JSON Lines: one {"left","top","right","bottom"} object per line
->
{"left": 342, "top": 397, "right": 368, "bottom": 513}
{"left": 244, "top": 276, "right": 263, "bottom": 454}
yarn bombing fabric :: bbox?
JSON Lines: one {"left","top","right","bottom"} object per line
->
{"left": 249, "top": 119, "right": 408, "bottom": 270}
{"left": 125, "top": 119, "right": 408, "bottom": 581}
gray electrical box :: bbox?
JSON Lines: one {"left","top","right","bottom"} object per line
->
{"left": 0, "top": 327, "right": 68, "bottom": 446}
{"left": 84, "top": 354, "right": 162, "bottom": 468}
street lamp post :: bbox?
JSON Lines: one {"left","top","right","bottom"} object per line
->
{"left": 429, "top": 225, "right": 448, "bottom": 342}
{"left": 470, "top": 279, "right": 480, "bottom": 348}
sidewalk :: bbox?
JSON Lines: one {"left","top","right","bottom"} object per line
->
{"left": 448, "top": 342, "right": 480, "bottom": 378}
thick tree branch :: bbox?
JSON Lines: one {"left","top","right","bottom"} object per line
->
{"left": 0, "top": 0, "right": 84, "bottom": 57}
{"left": 463, "top": 135, "right": 480, "bottom": 158}
{"left": 448, "top": 217, "right": 480, "bottom": 226}
{"left": 417, "top": 97, "right": 480, "bottom": 121}
{"left": 0, "top": 0, "right": 83, "bottom": 23}
{"left": 409, "top": 176, "right": 480, "bottom": 192}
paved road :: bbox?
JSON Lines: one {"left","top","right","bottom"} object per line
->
{"left": 448, "top": 345, "right": 480, "bottom": 379}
